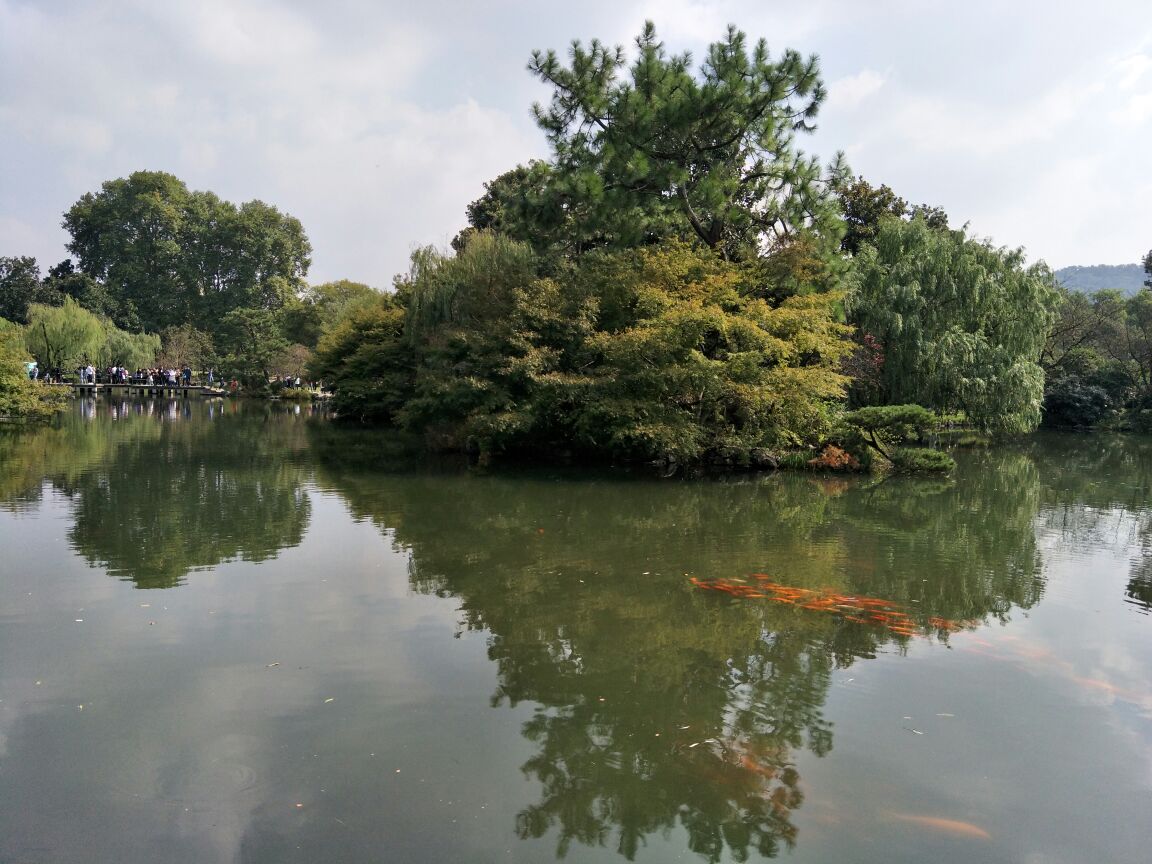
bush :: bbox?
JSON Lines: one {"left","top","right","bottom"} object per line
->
{"left": 1042, "top": 375, "right": 1113, "bottom": 428}
{"left": 888, "top": 447, "right": 955, "bottom": 474}
{"left": 806, "top": 445, "right": 861, "bottom": 472}
{"left": 0, "top": 328, "right": 68, "bottom": 420}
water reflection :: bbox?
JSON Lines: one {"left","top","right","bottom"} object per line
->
{"left": 1027, "top": 432, "right": 1152, "bottom": 615}
{"left": 0, "top": 398, "right": 312, "bottom": 587}
{"left": 311, "top": 437, "right": 1047, "bottom": 861}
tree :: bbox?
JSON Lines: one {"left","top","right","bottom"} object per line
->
{"left": 849, "top": 216, "right": 1056, "bottom": 433}
{"left": 562, "top": 242, "right": 851, "bottom": 461}
{"left": 0, "top": 256, "right": 56, "bottom": 324}
{"left": 310, "top": 294, "right": 414, "bottom": 422}
{"left": 454, "top": 161, "right": 584, "bottom": 264}
{"left": 42, "top": 260, "right": 117, "bottom": 319}
{"left": 833, "top": 176, "right": 950, "bottom": 256}
{"left": 0, "top": 326, "right": 66, "bottom": 419}
{"left": 158, "top": 324, "right": 215, "bottom": 371}
{"left": 281, "top": 279, "right": 380, "bottom": 347}
{"left": 63, "top": 170, "right": 311, "bottom": 334}
{"left": 834, "top": 177, "right": 907, "bottom": 256}
{"left": 1041, "top": 287, "right": 1124, "bottom": 374}
{"left": 1118, "top": 288, "right": 1152, "bottom": 406}
{"left": 400, "top": 232, "right": 552, "bottom": 449}
{"left": 527, "top": 22, "right": 848, "bottom": 260}
{"left": 1144, "top": 248, "right": 1151, "bottom": 289}
{"left": 24, "top": 298, "right": 106, "bottom": 371}
{"left": 217, "top": 307, "right": 288, "bottom": 386}
{"left": 97, "top": 322, "right": 160, "bottom": 370}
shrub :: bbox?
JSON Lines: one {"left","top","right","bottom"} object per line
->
{"left": 806, "top": 445, "right": 860, "bottom": 472}
{"left": 888, "top": 447, "right": 955, "bottom": 474}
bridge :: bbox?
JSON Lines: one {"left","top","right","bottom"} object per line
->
{"left": 68, "top": 383, "right": 227, "bottom": 398}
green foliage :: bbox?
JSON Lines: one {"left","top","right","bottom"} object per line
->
{"left": 839, "top": 403, "right": 949, "bottom": 470}
{"left": 526, "top": 21, "right": 848, "bottom": 261}
{"left": 1038, "top": 285, "right": 1152, "bottom": 426}
{"left": 843, "top": 404, "right": 936, "bottom": 435}
{"left": 22, "top": 298, "right": 159, "bottom": 373}
{"left": 834, "top": 177, "right": 907, "bottom": 256}
{"left": 887, "top": 447, "right": 956, "bottom": 474}
{"left": 309, "top": 294, "right": 414, "bottom": 422}
{"left": 455, "top": 162, "right": 580, "bottom": 263}
{"left": 158, "top": 324, "right": 215, "bottom": 371}
{"left": 849, "top": 216, "right": 1056, "bottom": 434}
{"left": 270, "top": 344, "right": 312, "bottom": 380}
{"left": 42, "top": 259, "right": 117, "bottom": 319}
{"left": 0, "top": 327, "right": 66, "bottom": 420}
{"left": 1120, "top": 288, "right": 1152, "bottom": 401}
{"left": 97, "top": 322, "right": 160, "bottom": 369}
{"left": 1041, "top": 287, "right": 1124, "bottom": 375}
{"left": 561, "top": 242, "right": 851, "bottom": 462}
{"left": 1042, "top": 376, "right": 1114, "bottom": 428}
{"left": 318, "top": 234, "right": 851, "bottom": 463}
{"left": 217, "top": 307, "right": 289, "bottom": 387}
{"left": 282, "top": 279, "right": 380, "bottom": 347}
{"left": 0, "top": 256, "right": 55, "bottom": 324}
{"left": 24, "top": 298, "right": 105, "bottom": 371}
{"left": 833, "top": 176, "right": 949, "bottom": 256}
{"left": 400, "top": 233, "right": 552, "bottom": 448}
{"left": 63, "top": 170, "right": 311, "bottom": 335}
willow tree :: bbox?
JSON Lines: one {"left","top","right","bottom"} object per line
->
{"left": 849, "top": 216, "right": 1056, "bottom": 433}
{"left": 527, "top": 21, "right": 848, "bottom": 260}
{"left": 24, "top": 298, "right": 105, "bottom": 371}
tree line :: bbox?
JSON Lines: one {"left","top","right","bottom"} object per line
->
{"left": 3, "top": 20, "right": 1151, "bottom": 462}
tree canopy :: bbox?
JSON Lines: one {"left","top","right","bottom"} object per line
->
{"left": 316, "top": 234, "right": 851, "bottom": 463}
{"left": 849, "top": 216, "right": 1056, "bottom": 433}
{"left": 523, "top": 21, "right": 848, "bottom": 260}
{"left": 0, "top": 257, "right": 53, "bottom": 325}
{"left": 63, "top": 170, "right": 311, "bottom": 334}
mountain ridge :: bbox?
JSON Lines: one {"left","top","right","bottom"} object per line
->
{"left": 1055, "top": 263, "right": 1145, "bottom": 295}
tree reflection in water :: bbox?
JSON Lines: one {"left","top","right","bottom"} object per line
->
{"left": 1027, "top": 432, "right": 1152, "bottom": 614}
{"left": 312, "top": 433, "right": 1047, "bottom": 861}
{"left": 0, "top": 398, "right": 312, "bottom": 588}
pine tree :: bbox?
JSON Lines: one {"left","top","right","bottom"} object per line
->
{"left": 526, "top": 22, "right": 848, "bottom": 261}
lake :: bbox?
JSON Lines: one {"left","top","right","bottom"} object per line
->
{"left": 0, "top": 398, "right": 1149, "bottom": 863}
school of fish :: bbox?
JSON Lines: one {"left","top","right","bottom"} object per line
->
{"left": 690, "top": 574, "right": 971, "bottom": 638}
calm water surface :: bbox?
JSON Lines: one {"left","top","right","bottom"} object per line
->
{"left": 0, "top": 399, "right": 1149, "bottom": 863}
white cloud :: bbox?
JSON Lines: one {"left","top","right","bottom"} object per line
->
{"left": 826, "top": 69, "right": 886, "bottom": 112}
{"left": 1117, "top": 52, "right": 1152, "bottom": 90}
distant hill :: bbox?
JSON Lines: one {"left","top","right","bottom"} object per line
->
{"left": 1055, "top": 264, "right": 1145, "bottom": 295}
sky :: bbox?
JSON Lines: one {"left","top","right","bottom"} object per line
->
{"left": 1, "top": 0, "right": 1149, "bottom": 289}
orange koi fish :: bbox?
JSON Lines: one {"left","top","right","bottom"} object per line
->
{"left": 887, "top": 812, "right": 992, "bottom": 840}
{"left": 691, "top": 575, "right": 971, "bottom": 640}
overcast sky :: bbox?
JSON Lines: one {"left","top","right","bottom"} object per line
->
{"left": 2, "top": 0, "right": 1149, "bottom": 288}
